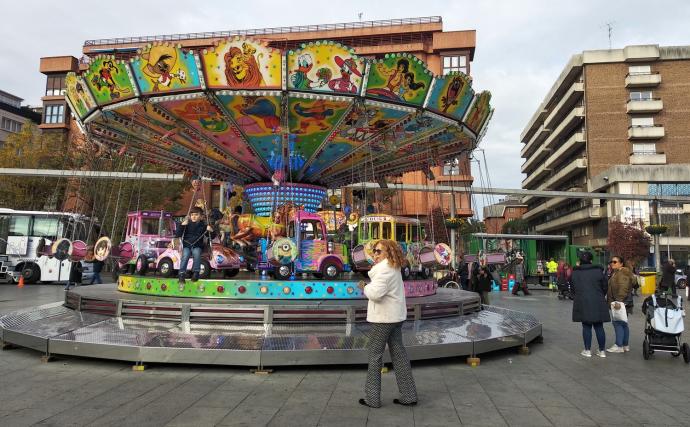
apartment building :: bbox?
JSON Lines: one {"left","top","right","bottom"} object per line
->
{"left": 0, "top": 90, "right": 41, "bottom": 147}
{"left": 521, "top": 44, "right": 690, "bottom": 263}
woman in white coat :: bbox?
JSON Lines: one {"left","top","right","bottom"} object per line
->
{"left": 358, "top": 239, "right": 418, "bottom": 408}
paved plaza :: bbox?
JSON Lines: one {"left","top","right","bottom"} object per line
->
{"left": 0, "top": 284, "right": 689, "bottom": 427}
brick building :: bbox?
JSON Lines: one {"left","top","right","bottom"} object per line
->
{"left": 483, "top": 196, "right": 528, "bottom": 234}
{"left": 521, "top": 44, "right": 690, "bottom": 265}
{"left": 38, "top": 16, "right": 480, "bottom": 219}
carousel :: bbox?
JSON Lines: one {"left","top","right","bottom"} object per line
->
{"left": 0, "top": 38, "right": 541, "bottom": 367}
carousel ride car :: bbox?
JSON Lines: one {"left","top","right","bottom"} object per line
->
{"left": 0, "top": 38, "right": 541, "bottom": 367}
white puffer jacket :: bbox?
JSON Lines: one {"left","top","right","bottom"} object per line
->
{"left": 363, "top": 259, "right": 407, "bottom": 323}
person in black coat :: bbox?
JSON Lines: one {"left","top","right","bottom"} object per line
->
{"left": 471, "top": 266, "right": 493, "bottom": 306}
{"left": 571, "top": 251, "right": 610, "bottom": 358}
{"left": 176, "top": 207, "right": 213, "bottom": 283}
{"left": 660, "top": 259, "right": 677, "bottom": 296}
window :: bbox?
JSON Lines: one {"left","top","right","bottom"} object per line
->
{"left": 1, "top": 117, "right": 22, "bottom": 133}
{"left": 370, "top": 223, "right": 380, "bottom": 239}
{"left": 32, "top": 217, "right": 60, "bottom": 239}
{"left": 631, "top": 117, "right": 654, "bottom": 127}
{"left": 381, "top": 222, "right": 392, "bottom": 239}
{"left": 395, "top": 224, "right": 407, "bottom": 242}
{"left": 442, "top": 55, "right": 468, "bottom": 75}
{"left": 45, "top": 75, "right": 66, "bottom": 96}
{"left": 9, "top": 215, "right": 30, "bottom": 237}
{"left": 300, "top": 221, "right": 320, "bottom": 240}
{"left": 44, "top": 104, "right": 65, "bottom": 124}
{"left": 630, "top": 91, "right": 653, "bottom": 101}
{"left": 628, "top": 65, "right": 651, "bottom": 75}
{"left": 443, "top": 163, "right": 460, "bottom": 176}
{"left": 632, "top": 143, "right": 656, "bottom": 155}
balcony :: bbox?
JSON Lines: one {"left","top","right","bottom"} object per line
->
{"left": 521, "top": 162, "right": 551, "bottom": 188}
{"left": 544, "top": 82, "right": 584, "bottom": 130}
{"left": 628, "top": 125, "right": 664, "bottom": 140}
{"left": 522, "top": 202, "right": 547, "bottom": 221}
{"left": 543, "top": 158, "right": 587, "bottom": 190}
{"left": 521, "top": 123, "right": 551, "bottom": 159}
{"left": 542, "top": 107, "right": 585, "bottom": 151}
{"left": 625, "top": 72, "right": 661, "bottom": 88}
{"left": 629, "top": 153, "right": 667, "bottom": 165}
{"left": 521, "top": 144, "right": 551, "bottom": 174}
{"left": 544, "top": 132, "right": 586, "bottom": 170}
{"left": 626, "top": 99, "right": 663, "bottom": 113}
{"left": 535, "top": 205, "right": 601, "bottom": 233}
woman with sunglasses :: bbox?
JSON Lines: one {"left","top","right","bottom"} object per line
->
{"left": 357, "top": 239, "right": 418, "bottom": 408}
{"left": 606, "top": 256, "right": 634, "bottom": 353}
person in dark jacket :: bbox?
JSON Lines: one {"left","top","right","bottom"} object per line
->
{"left": 176, "top": 206, "right": 213, "bottom": 284}
{"left": 660, "top": 259, "right": 677, "bottom": 296}
{"left": 571, "top": 251, "right": 610, "bottom": 358}
{"left": 471, "top": 266, "right": 493, "bottom": 306}
{"left": 458, "top": 259, "right": 469, "bottom": 291}
{"left": 512, "top": 257, "right": 530, "bottom": 296}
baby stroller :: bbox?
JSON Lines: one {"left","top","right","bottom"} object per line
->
{"left": 641, "top": 293, "right": 689, "bottom": 362}
{"left": 556, "top": 280, "right": 573, "bottom": 300}
{"left": 437, "top": 269, "right": 460, "bottom": 289}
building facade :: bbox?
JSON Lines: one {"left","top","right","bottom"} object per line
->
{"left": 0, "top": 90, "right": 41, "bottom": 147}
{"left": 39, "top": 16, "right": 480, "bottom": 218}
{"left": 521, "top": 44, "right": 690, "bottom": 265}
{"left": 483, "top": 196, "right": 528, "bottom": 234}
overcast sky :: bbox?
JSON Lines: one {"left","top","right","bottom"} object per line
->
{"left": 2, "top": 0, "right": 689, "bottom": 216}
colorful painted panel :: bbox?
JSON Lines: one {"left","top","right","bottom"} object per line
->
{"left": 202, "top": 37, "right": 282, "bottom": 89}
{"left": 157, "top": 97, "right": 268, "bottom": 176}
{"left": 426, "top": 72, "right": 474, "bottom": 121}
{"left": 303, "top": 105, "right": 411, "bottom": 179}
{"left": 83, "top": 56, "right": 136, "bottom": 105}
{"left": 65, "top": 73, "right": 97, "bottom": 119}
{"left": 365, "top": 54, "right": 433, "bottom": 106}
{"left": 464, "top": 91, "right": 492, "bottom": 134}
{"left": 288, "top": 97, "right": 351, "bottom": 177}
{"left": 218, "top": 94, "right": 283, "bottom": 172}
{"left": 131, "top": 43, "right": 201, "bottom": 94}
{"left": 287, "top": 41, "right": 365, "bottom": 95}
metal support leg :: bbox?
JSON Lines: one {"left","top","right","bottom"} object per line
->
{"left": 467, "top": 341, "right": 480, "bottom": 367}
{"left": 132, "top": 361, "right": 147, "bottom": 371}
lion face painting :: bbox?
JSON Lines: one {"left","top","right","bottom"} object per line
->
{"left": 224, "top": 43, "right": 265, "bottom": 88}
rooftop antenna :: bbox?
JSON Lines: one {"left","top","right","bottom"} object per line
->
{"left": 603, "top": 21, "right": 614, "bottom": 49}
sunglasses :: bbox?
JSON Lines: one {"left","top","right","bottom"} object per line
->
{"left": 373, "top": 249, "right": 383, "bottom": 254}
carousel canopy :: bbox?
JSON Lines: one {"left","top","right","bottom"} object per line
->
{"left": 67, "top": 38, "right": 493, "bottom": 188}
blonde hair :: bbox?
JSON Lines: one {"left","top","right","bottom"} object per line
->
{"left": 375, "top": 239, "right": 406, "bottom": 270}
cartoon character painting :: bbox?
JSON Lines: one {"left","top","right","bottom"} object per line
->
{"left": 233, "top": 97, "right": 280, "bottom": 133}
{"left": 175, "top": 101, "right": 228, "bottom": 133}
{"left": 292, "top": 101, "right": 337, "bottom": 133}
{"left": 224, "top": 43, "right": 265, "bottom": 88}
{"left": 441, "top": 75, "right": 465, "bottom": 113}
{"left": 290, "top": 54, "right": 329, "bottom": 90}
{"left": 326, "top": 56, "right": 362, "bottom": 94}
{"left": 141, "top": 45, "right": 187, "bottom": 92}
{"left": 368, "top": 58, "right": 426, "bottom": 102}
{"left": 465, "top": 91, "right": 492, "bottom": 133}
{"left": 91, "top": 60, "right": 131, "bottom": 100}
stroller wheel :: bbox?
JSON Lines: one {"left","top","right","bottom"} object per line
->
{"left": 672, "top": 351, "right": 681, "bottom": 357}
{"left": 683, "top": 343, "right": 690, "bottom": 364}
{"left": 642, "top": 339, "right": 650, "bottom": 360}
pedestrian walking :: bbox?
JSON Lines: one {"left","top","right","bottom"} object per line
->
{"left": 660, "top": 259, "right": 677, "bottom": 296}
{"left": 606, "top": 256, "right": 634, "bottom": 353}
{"left": 571, "top": 251, "right": 610, "bottom": 358}
{"left": 512, "top": 256, "right": 530, "bottom": 296}
{"left": 358, "top": 239, "right": 417, "bottom": 408}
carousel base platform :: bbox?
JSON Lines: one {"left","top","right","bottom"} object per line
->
{"left": 0, "top": 284, "right": 542, "bottom": 367}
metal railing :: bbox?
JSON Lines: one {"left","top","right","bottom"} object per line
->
{"left": 84, "top": 16, "right": 442, "bottom": 47}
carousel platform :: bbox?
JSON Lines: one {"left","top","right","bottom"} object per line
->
{"left": 0, "top": 282, "right": 542, "bottom": 367}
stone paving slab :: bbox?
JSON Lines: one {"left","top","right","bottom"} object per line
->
{"left": 2, "top": 285, "right": 690, "bottom": 426}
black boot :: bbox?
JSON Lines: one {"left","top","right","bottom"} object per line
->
{"left": 191, "top": 272, "right": 200, "bottom": 282}
{"left": 178, "top": 275, "right": 185, "bottom": 285}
